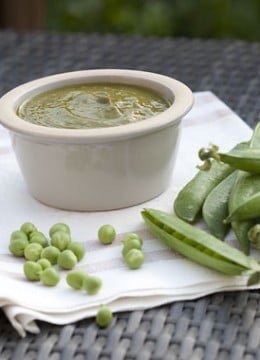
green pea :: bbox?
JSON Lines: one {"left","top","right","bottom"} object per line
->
{"left": 24, "top": 243, "right": 43, "bottom": 261}
{"left": 84, "top": 275, "right": 102, "bottom": 295}
{"left": 51, "top": 231, "right": 71, "bottom": 251}
{"left": 24, "top": 261, "right": 42, "bottom": 281}
{"left": 10, "top": 230, "right": 28, "bottom": 242}
{"left": 30, "top": 232, "right": 48, "bottom": 247}
{"left": 20, "top": 222, "right": 37, "bottom": 236}
{"left": 41, "top": 246, "right": 60, "bottom": 265}
{"left": 98, "top": 224, "right": 116, "bottom": 245}
{"left": 122, "top": 238, "right": 142, "bottom": 257}
{"left": 66, "top": 271, "right": 88, "bottom": 290}
{"left": 96, "top": 305, "right": 112, "bottom": 328}
{"left": 125, "top": 249, "right": 144, "bottom": 270}
{"left": 49, "top": 223, "right": 70, "bottom": 238}
{"left": 9, "top": 238, "right": 29, "bottom": 257}
{"left": 67, "top": 242, "right": 85, "bottom": 261}
{"left": 122, "top": 233, "right": 143, "bottom": 245}
{"left": 40, "top": 268, "right": 60, "bottom": 286}
{"left": 58, "top": 250, "right": 77, "bottom": 270}
{"left": 37, "top": 258, "right": 52, "bottom": 270}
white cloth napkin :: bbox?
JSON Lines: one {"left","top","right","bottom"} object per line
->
{"left": 0, "top": 91, "right": 259, "bottom": 337}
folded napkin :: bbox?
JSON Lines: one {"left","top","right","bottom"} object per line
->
{"left": 0, "top": 91, "right": 258, "bottom": 337}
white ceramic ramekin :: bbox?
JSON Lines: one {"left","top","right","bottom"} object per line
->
{"left": 0, "top": 69, "right": 193, "bottom": 211}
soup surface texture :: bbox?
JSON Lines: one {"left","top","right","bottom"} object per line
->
{"left": 18, "top": 83, "right": 170, "bottom": 129}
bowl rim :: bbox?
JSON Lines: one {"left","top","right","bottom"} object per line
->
{"left": 0, "top": 69, "right": 193, "bottom": 144}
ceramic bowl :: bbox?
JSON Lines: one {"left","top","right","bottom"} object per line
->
{"left": 0, "top": 69, "right": 193, "bottom": 210}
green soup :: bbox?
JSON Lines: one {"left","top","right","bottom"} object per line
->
{"left": 18, "top": 83, "right": 170, "bottom": 129}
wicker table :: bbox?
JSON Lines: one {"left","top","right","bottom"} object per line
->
{"left": 0, "top": 31, "right": 259, "bottom": 360}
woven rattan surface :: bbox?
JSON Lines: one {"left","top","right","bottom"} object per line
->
{"left": 0, "top": 31, "right": 259, "bottom": 360}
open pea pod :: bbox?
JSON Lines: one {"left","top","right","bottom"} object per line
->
{"left": 219, "top": 148, "right": 260, "bottom": 174}
{"left": 142, "top": 208, "right": 260, "bottom": 284}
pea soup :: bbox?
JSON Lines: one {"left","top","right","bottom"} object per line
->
{"left": 18, "top": 83, "right": 170, "bottom": 129}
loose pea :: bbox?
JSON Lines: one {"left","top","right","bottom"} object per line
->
{"left": 122, "top": 233, "right": 143, "bottom": 245}
{"left": 58, "top": 250, "right": 77, "bottom": 270}
{"left": 24, "top": 243, "right": 43, "bottom": 261}
{"left": 41, "top": 246, "right": 60, "bottom": 265}
{"left": 9, "top": 238, "right": 29, "bottom": 257}
{"left": 84, "top": 275, "right": 102, "bottom": 295}
{"left": 67, "top": 242, "right": 85, "bottom": 261}
{"left": 125, "top": 249, "right": 144, "bottom": 270}
{"left": 122, "top": 238, "right": 142, "bottom": 258}
{"left": 51, "top": 231, "right": 71, "bottom": 251}
{"left": 96, "top": 305, "right": 113, "bottom": 328}
{"left": 10, "top": 230, "right": 28, "bottom": 242}
{"left": 37, "top": 258, "right": 52, "bottom": 270}
{"left": 66, "top": 271, "right": 88, "bottom": 290}
{"left": 24, "top": 261, "right": 42, "bottom": 281}
{"left": 40, "top": 268, "right": 60, "bottom": 286}
{"left": 20, "top": 222, "right": 37, "bottom": 236}
{"left": 98, "top": 224, "right": 116, "bottom": 245}
{"left": 30, "top": 232, "right": 48, "bottom": 247}
{"left": 49, "top": 223, "right": 70, "bottom": 238}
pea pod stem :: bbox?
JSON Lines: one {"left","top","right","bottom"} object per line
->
{"left": 142, "top": 209, "right": 260, "bottom": 284}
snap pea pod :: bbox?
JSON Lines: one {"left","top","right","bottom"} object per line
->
{"left": 231, "top": 221, "right": 253, "bottom": 255}
{"left": 250, "top": 122, "right": 260, "bottom": 148}
{"left": 202, "top": 172, "right": 237, "bottom": 239}
{"left": 226, "top": 191, "right": 260, "bottom": 222}
{"left": 174, "top": 142, "right": 247, "bottom": 222}
{"left": 174, "top": 161, "right": 233, "bottom": 222}
{"left": 219, "top": 148, "right": 260, "bottom": 174}
{"left": 227, "top": 124, "right": 260, "bottom": 253}
{"left": 228, "top": 171, "right": 260, "bottom": 253}
{"left": 142, "top": 208, "right": 260, "bottom": 284}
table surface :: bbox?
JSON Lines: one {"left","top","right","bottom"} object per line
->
{"left": 0, "top": 31, "right": 259, "bottom": 360}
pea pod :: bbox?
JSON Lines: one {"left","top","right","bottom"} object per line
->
{"left": 142, "top": 208, "right": 260, "bottom": 284}
{"left": 228, "top": 171, "right": 260, "bottom": 253}
{"left": 219, "top": 148, "right": 260, "bottom": 174}
{"left": 174, "top": 142, "right": 247, "bottom": 222}
{"left": 174, "top": 161, "right": 233, "bottom": 222}
{"left": 230, "top": 220, "right": 253, "bottom": 255}
{"left": 202, "top": 172, "right": 237, "bottom": 239}
{"left": 249, "top": 122, "right": 260, "bottom": 148}
{"left": 228, "top": 124, "right": 260, "bottom": 253}
{"left": 226, "top": 191, "right": 260, "bottom": 222}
